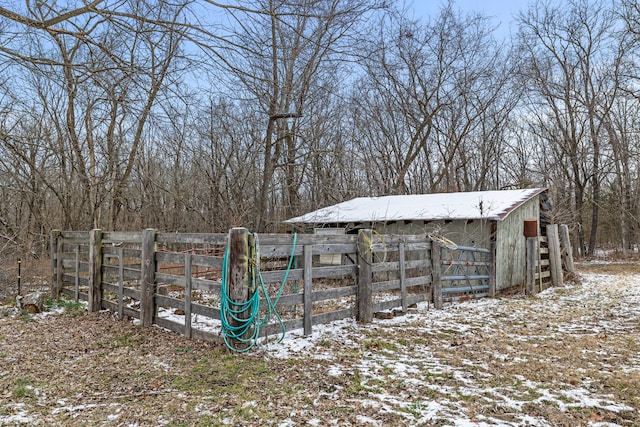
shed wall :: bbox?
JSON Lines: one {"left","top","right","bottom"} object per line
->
{"left": 494, "top": 196, "right": 540, "bottom": 291}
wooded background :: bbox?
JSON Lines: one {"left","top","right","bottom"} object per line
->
{"left": 1, "top": 0, "right": 639, "bottom": 259}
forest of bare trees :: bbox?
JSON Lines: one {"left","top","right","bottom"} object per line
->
{"left": 1, "top": 0, "right": 640, "bottom": 258}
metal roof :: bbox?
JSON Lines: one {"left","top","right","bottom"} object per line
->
{"left": 285, "top": 188, "right": 546, "bottom": 224}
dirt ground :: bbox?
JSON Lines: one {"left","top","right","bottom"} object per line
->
{"left": 0, "top": 263, "right": 639, "bottom": 426}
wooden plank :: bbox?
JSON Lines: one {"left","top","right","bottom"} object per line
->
{"left": 535, "top": 271, "right": 552, "bottom": 279}
{"left": 154, "top": 272, "right": 222, "bottom": 293}
{"left": 404, "top": 242, "right": 432, "bottom": 251}
{"left": 432, "top": 242, "right": 442, "bottom": 309}
{"left": 191, "top": 302, "right": 221, "bottom": 320}
{"left": 357, "top": 230, "right": 373, "bottom": 322}
{"left": 303, "top": 245, "right": 313, "bottom": 336}
{"left": 102, "top": 282, "right": 140, "bottom": 299}
{"left": 102, "top": 246, "right": 141, "bottom": 258}
{"left": 399, "top": 243, "right": 407, "bottom": 312}
{"left": 50, "top": 230, "right": 62, "bottom": 298}
{"left": 185, "top": 253, "right": 192, "bottom": 339}
{"left": 88, "top": 229, "right": 103, "bottom": 312}
{"left": 312, "top": 285, "right": 357, "bottom": 302}
{"left": 140, "top": 228, "right": 157, "bottom": 327}
{"left": 62, "top": 275, "right": 89, "bottom": 287}
{"left": 371, "top": 259, "right": 427, "bottom": 273}
{"left": 488, "top": 239, "right": 496, "bottom": 297}
{"left": 559, "top": 224, "right": 575, "bottom": 273}
{"left": 156, "top": 232, "right": 227, "bottom": 245}
{"left": 312, "top": 265, "right": 357, "bottom": 278}
{"left": 102, "top": 231, "right": 144, "bottom": 243}
{"left": 372, "top": 294, "right": 431, "bottom": 312}
{"left": 102, "top": 265, "right": 141, "bottom": 281}
{"left": 155, "top": 251, "right": 224, "bottom": 269}
{"left": 61, "top": 288, "right": 88, "bottom": 301}
{"left": 525, "top": 236, "right": 538, "bottom": 295}
{"left": 546, "top": 224, "right": 563, "bottom": 287}
{"left": 117, "top": 248, "right": 124, "bottom": 319}
{"left": 259, "top": 233, "right": 355, "bottom": 246}
{"left": 101, "top": 298, "right": 138, "bottom": 319}
{"left": 74, "top": 246, "right": 80, "bottom": 302}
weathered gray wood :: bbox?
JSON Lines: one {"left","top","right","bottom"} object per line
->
{"left": 61, "top": 287, "right": 88, "bottom": 301}
{"left": 432, "top": 241, "right": 442, "bottom": 309}
{"left": 184, "top": 253, "right": 192, "bottom": 339}
{"left": 227, "top": 227, "right": 250, "bottom": 350}
{"left": 546, "top": 224, "right": 563, "bottom": 287}
{"left": 559, "top": 224, "right": 575, "bottom": 273}
{"left": 371, "top": 259, "right": 430, "bottom": 273}
{"left": 88, "top": 229, "right": 103, "bottom": 312}
{"left": 525, "top": 236, "right": 538, "bottom": 295}
{"left": 140, "top": 228, "right": 157, "bottom": 327}
{"left": 74, "top": 246, "right": 80, "bottom": 302}
{"left": 399, "top": 243, "right": 407, "bottom": 312}
{"left": 103, "top": 282, "right": 140, "bottom": 299}
{"left": 258, "top": 264, "right": 357, "bottom": 283}
{"left": 357, "top": 229, "right": 373, "bottom": 322}
{"left": 102, "top": 231, "right": 144, "bottom": 243}
{"left": 117, "top": 247, "right": 124, "bottom": 319}
{"left": 154, "top": 272, "right": 222, "bottom": 293}
{"left": 303, "top": 245, "right": 313, "bottom": 336}
{"left": 156, "top": 232, "right": 227, "bottom": 245}
{"left": 311, "top": 285, "right": 356, "bottom": 302}
{"left": 155, "top": 251, "right": 224, "bottom": 269}
{"left": 372, "top": 276, "right": 431, "bottom": 293}
{"left": 63, "top": 274, "right": 89, "bottom": 287}
{"left": 50, "top": 230, "right": 62, "bottom": 298}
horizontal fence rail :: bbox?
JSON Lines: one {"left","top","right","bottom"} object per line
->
{"left": 50, "top": 228, "right": 495, "bottom": 346}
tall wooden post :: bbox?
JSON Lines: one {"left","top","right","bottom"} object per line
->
{"left": 88, "top": 229, "right": 103, "bottom": 312}
{"left": 303, "top": 244, "right": 313, "bottom": 336}
{"left": 432, "top": 241, "right": 442, "bottom": 309}
{"left": 488, "top": 239, "right": 496, "bottom": 297}
{"left": 525, "top": 236, "right": 538, "bottom": 295}
{"left": 546, "top": 224, "right": 563, "bottom": 287}
{"left": 357, "top": 229, "right": 373, "bottom": 323}
{"left": 50, "top": 230, "right": 62, "bottom": 298}
{"left": 140, "top": 228, "right": 157, "bottom": 326}
{"left": 559, "top": 224, "right": 575, "bottom": 273}
{"left": 227, "top": 227, "right": 251, "bottom": 350}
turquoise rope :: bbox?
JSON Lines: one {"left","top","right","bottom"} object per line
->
{"left": 219, "top": 233, "right": 297, "bottom": 352}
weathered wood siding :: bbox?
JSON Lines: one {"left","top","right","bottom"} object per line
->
{"left": 494, "top": 196, "right": 540, "bottom": 291}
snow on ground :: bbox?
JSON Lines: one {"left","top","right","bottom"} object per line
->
{"left": 1, "top": 266, "right": 638, "bottom": 426}
{"left": 257, "top": 269, "right": 640, "bottom": 426}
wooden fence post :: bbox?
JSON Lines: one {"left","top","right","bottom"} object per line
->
{"left": 88, "top": 229, "right": 103, "bottom": 312}
{"left": 227, "top": 227, "right": 250, "bottom": 350}
{"left": 357, "top": 229, "right": 373, "bottom": 323}
{"left": 399, "top": 242, "right": 407, "bottom": 312}
{"left": 184, "top": 253, "right": 192, "bottom": 339}
{"left": 140, "top": 228, "right": 157, "bottom": 326}
{"left": 303, "top": 244, "right": 313, "bottom": 336}
{"left": 432, "top": 241, "right": 442, "bottom": 309}
{"left": 559, "top": 224, "right": 575, "bottom": 273}
{"left": 50, "top": 230, "right": 62, "bottom": 298}
{"left": 546, "top": 224, "right": 563, "bottom": 287}
{"left": 525, "top": 236, "right": 538, "bottom": 295}
{"left": 488, "top": 239, "right": 496, "bottom": 297}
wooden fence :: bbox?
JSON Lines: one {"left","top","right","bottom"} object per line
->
{"left": 50, "top": 228, "right": 495, "bottom": 344}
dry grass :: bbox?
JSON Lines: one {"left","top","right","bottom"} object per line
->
{"left": 0, "top": 264, "right": 639, "bottom": 426}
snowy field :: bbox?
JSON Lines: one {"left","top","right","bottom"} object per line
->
{"left": 0, "top": 263, "right": 638, "bottom": 426}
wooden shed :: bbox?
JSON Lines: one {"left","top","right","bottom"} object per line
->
{"left": 285, "top": 188, "right": 549, "bottom": 292}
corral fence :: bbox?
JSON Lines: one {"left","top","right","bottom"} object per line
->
{"left": 50, "top": 228, "right": 495, "bottom": 347}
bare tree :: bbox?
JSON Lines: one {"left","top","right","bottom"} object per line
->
{"left": 516, "top": 0, "right": 622, "bottom": 255}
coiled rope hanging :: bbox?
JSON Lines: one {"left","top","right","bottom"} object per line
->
{"left": 219, "top": 232, "right": 297, "bottom": 353}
